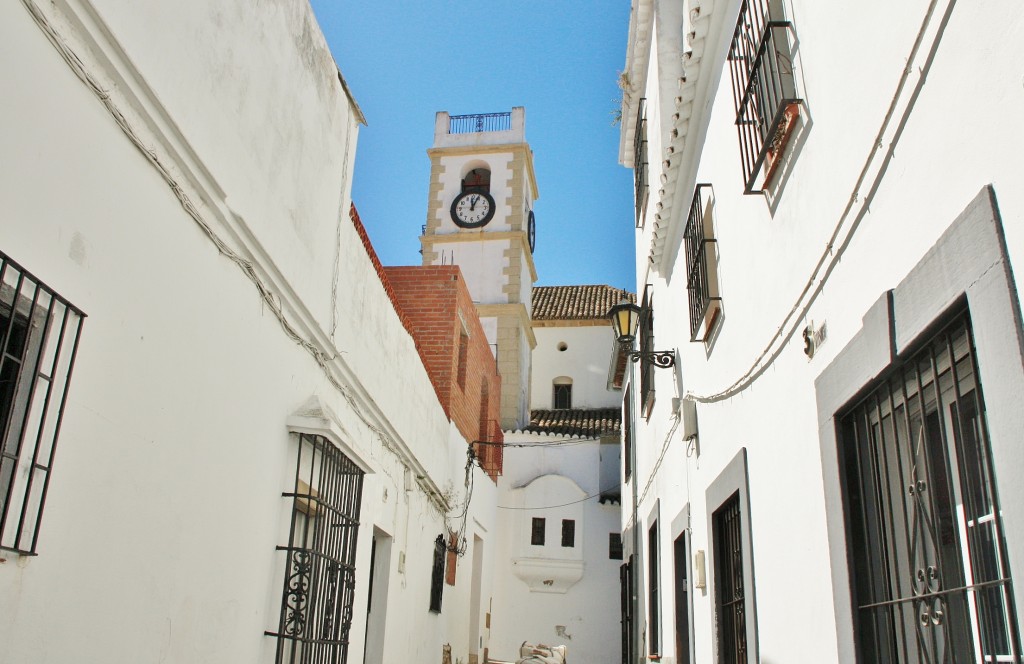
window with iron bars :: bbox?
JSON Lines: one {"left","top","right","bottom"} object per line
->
{"left": 633, "top": 98, "right": 649, "bottom": 227}
{"left": 728, "top": 0, "right": 801, "bottom": 194}
{"left": 838, "top": 312, "right": 1021, "bottom": 663}
{"left": 684, "top": 184, "right": 723, "bottom": 342}
{"left": 267, "top": 433, "right": 365, "bottom": 664}
{"left": 0, "top": 250, "right": 85, "bottom": 556}
{"left": 639, "top": 287, "right": 656, "bottom": 417}
{"left": 714, "top": 493, "right": 747, "bottom": 663}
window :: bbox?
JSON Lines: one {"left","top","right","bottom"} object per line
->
{"left": 621, "top": 556, "right": 636, "bottom": 664}
{"left": 0, "top": 250, "right": 85, "bottom": 555}
{"left": 268, "top": 433, "right": 365, "bottom": 663}
{"left": 727, "top": 0, "right": 801, "bottom": 193}
{"left": 838, "top": 313, "right": 1020, "bottom": 663}
{"left": 714, "top": 494, "right": 747, "bottom": 663}
{"left": 633, "top": 98, "right": 649, "bottom": 227}
{"left": 561, "top": 519, "right": 576, "bottom": 548}
{"left": 639, "top": 287, "right": 655, "bottom": 416}
{"left": 553, "top": 377, "right": 572, "bottom": 410}
{"left": 461, "top": 167, "right": 491, "bottom": 194}
{"left": 457, "top": 331, "right": 468, "bottom": 389}
{"left": 609, "top": 532, "right": 623, "bottom": 560}
{"left": 648, "top": 521, "right": 661, "bottom": 656}
{"left": 429, "top": 534, "right": 446, "bottom": 613}
{"left": 623, "top": 384, "right": 633, "bottom": 481}
{"left": 685, "top": 185, "right": 723, "bottom": 342}
{"left": 531, "top": 517, "right": 546, "bottom": 546}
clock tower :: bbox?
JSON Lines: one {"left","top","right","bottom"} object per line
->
{"left": 420, "top": 107, "right": 538, "bottom": 430}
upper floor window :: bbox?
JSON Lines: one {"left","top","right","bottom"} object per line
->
{"left": 553, "top": 377, "right": 572, "bottom": 410}
{"left": 268, "top": 433, "right": 365, "bottom": 662}
{"left": 561, "top": 519, "right": 576, "bottom": 548}
{"left": 684, "top": 184, "right": 723, "bottom": 342}
{"left": 728, "top": 0, "right": 802, "bottom": 193}
{"left": 633, "top": 98, "right": 649, "bottom": 227}
{"left": 456, "top": 330, "right": 468, "bottom": 389}
{"left": 0, "top": 250, "right": 85, "bottom": 555}
{"left": 531, "top": 517, "right": 546, "bottom": 546}
{"left": 639, "top": 287, "right": 655, "bottom": 417}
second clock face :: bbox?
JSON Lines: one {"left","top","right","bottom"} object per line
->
{"left": 451, "top": 191, "right": 495, "bottom": 228}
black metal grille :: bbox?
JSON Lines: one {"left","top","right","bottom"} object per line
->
{"left": 684, "top": 184, "right": 722, "bottom": 342}
{"left": 429, "top": 534, "right": 446, "bottom": 613}
{"left": 839, "top": 313, "right": 1021, "bottom": 663}
{"left": 623, "top": 385, "right": 633, "bottom": 481}
{"left": 553, "top": 383, "right": 572, "bottom": 410}
{"left": 448, "top": 112, "right": 511, "bottom": 134}
{"left": 639, "top": 289, "right": 655, "bottom": 416}
{"left": 634, "top": 99, "right": 649, "bottom": 227}
{"left": 648, "top": 521, "right": 661, "bottom": 656}
{"left": 715, "top": 494, "right": 747, "bottom": 664}
{"left": 0, "top": 250, "right": 85, "bottom": 555}
{"left": 727, "top": 0, "right": 801, "bottom": 193}
{"left": 621, "top": 556, "right": 635, "bottom": 664}
{"left": 268, "top": 433, "right": 365, "bottom": 664}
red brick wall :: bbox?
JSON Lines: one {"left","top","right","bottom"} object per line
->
{"left": 384, "top": 266, "right": 503, "bottom": 479}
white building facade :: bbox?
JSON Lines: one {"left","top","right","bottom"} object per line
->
{"left": 490, "top": 285, "right": 632, "bottom": 664}
{"left": 619, "top": 1, "right": 1024, "bottom": 663}
{"left": 0, "top": 2, "right": 498, "bottom": 663}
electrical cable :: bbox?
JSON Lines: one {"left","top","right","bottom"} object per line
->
{"left": 18, "top": 0, "right": 452, "bottom": 517}
{"left": 685, "top": 0, "right": 952, "bottom": 404}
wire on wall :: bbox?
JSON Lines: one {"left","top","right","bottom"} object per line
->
{"left": 18, "top": 0, "right": 452, "bottom": 518}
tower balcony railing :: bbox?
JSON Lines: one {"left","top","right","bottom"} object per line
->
{"left": 448, "top": 112, "right": 512, "bottom": 134}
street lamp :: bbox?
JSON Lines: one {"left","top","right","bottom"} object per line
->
{"left": 608, "top": 300, "right": 676, "bottom": 663}
{"left": 608, "top": 301, "right": 676, "bottom": 368}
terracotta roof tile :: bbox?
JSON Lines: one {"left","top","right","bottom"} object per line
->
{"left": 521, "top": 408, "right": 622, "bottom": 438}
{"left": 532, "top": 285, "right": 635, "bottom": 321}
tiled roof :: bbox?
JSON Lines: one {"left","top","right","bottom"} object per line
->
{"left": 521, "top": 408, "right": 622, "bottom": 438}
{"left": 532, "top": 285, "right": 635, "bottom": 321}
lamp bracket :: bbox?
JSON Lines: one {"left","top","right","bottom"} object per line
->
{"left": 625, "top": 349, "right": 676, "bottom": 368}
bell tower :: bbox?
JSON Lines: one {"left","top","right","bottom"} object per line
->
{"left": 420, "top": 107, "right": 538, "bottom": 430}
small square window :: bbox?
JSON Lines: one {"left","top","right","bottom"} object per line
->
{"left": 561, "top": 519, "right": 576, "bottom": 548}
{"left": 531, "top": 517, "right": 546, "bottom": 546}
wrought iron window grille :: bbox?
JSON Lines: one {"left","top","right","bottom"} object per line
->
{"left": 267, "top": 433, "right": 365, "bottom": 664}
{"left": 728, "top": 0, "right": 802, "bottom": 194}
{"left": 714, "top": 494, "right": 748, "bottom": 663}
{"left": 648, "top": 521, "right": 661, "bottom": 656}
{"left": 684, "top": 184, "right": 723, "bottom": 342}
{"left": 634, "top": 98, "right": 649, "bottom": 228}
{"left": 0, "top": 250, "right": 85, "bottom": 556}
{"left": 838, "top": 313, "right": 1021, "bottom": 662}
{"left": 553, "top": 383, "right": 572, "bottom": 410}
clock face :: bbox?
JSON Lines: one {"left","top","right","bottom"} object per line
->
{"left": 451, "top": 191, "right": 495, "bottom": 228}
{"left": 527, "top": 210, "right": 536, "bottom": 252}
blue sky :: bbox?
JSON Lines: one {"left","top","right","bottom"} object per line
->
{"left": 309, "top": 1, "right": 636, "bottom": 291}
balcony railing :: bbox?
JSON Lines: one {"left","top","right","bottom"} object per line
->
{"left": 448, "top": 112, "right": 511, "bottom": 134}
{"left": 633, "top": 98, "right": 649, "bottom": 227}
{"left": 728, "top": 0, "right": 801, "bottom": 193}
{"left": 684, "top": 184, "right": 722, "bottom": 342}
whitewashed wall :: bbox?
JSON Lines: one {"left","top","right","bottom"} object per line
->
{"left": 621, "top": 0, "right": 1024, "bottom": 663}
{"left": 0, "top": 1, "right": 492, "bottom": 662}
{"left": 490, "top": 433, "right": 621, "bottom": 664}
{"left": 531, "top": 326, "right": 621, "bottom": 410}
